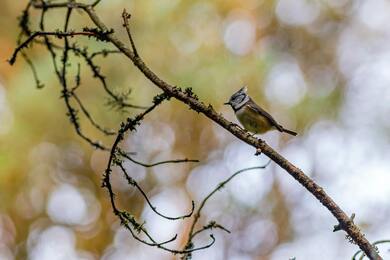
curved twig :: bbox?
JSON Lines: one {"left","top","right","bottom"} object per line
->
{"left": 118, "top": 163, "right": 195, "bottom": 220}
{"left": 118, "top": 211, "right": 179, "bottom": 247}
{"left": 60, "top": 7, "right": 108, "bottom": 151}
{"left": 352, "top": 240, "right": 390, "bottom": 260}
{"left": 90, "top": 49, "right": 121, "bottom": 59}
{"left": 191, "top": 221, "right": 231, "bottom": 239}
{"left": 72, "top": 92, "right": 116, "bottom": 136}
{"left": 182, "top": 163, "right": 271, "bottom": 258}
{"left": 20, "top": 51, "right": 44, "bottom": 89}
{"left": 9, "top": 30, "right": 103, "bottom": 65}
{"left": 69, "top": 44, "right": 148, "bottom": 110}
{"left": 120, "top": 150, "right": 199, "bottom": 168}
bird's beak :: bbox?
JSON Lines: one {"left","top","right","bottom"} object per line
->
{"left": 224, "top": 102, "right": 230, "bottom": 105}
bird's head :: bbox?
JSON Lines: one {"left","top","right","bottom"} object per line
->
{"left": 224, "top": 86, "right": 249, "bottom": 110}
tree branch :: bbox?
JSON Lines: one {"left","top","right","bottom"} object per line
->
{"left": 81, "top": 6, "right": 382, "bottom": 260}
{"left": 9, "top": 2, "right": 383, "bottom": 259}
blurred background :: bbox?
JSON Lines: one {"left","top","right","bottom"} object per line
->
{"left": 1, "top": 0, "right": 390, "bottom": 259}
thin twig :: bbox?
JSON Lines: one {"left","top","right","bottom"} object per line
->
{"left": 90, "top": 49, "right": 121, "bottom": 59}
{"left": 182, "top": 162, "right": 271, "bottom": 258}
{"left": 72, "top": 92, "right": 116, "bottom": 136}
{"left": 9, "top": 30, "right": 102, "bottom": 65}
{"left": 122, "top": 9, "right": 138, "bottom": 57}
{"left": 352, "top": 240, "right": 390, "bottom": 260}
{"left": 21, "top": 51, "right": 44, "bottom": 89}
{"left": 118, "top": 163, "right": 195, "bottom": 220}
{"left": 69, "top": 44, "right": 148, "bottom": 110}
{"left": 120, "top": 150, "right": 199, "bottom": 168}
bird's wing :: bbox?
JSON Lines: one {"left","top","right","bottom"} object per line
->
{"left": 246, "top": 101, "right": 284, "bottom": 132}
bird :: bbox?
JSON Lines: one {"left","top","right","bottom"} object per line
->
{"left": 224, "top": 86, "right": 297, "bottom": 136}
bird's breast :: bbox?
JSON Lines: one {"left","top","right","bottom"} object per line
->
{"left": 236, "top": 106, "right": 273, "bottom": 134}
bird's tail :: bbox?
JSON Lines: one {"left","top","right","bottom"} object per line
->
{"left": 281, "top": 126, "right": 298, "bottom": 136}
